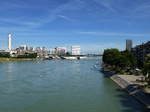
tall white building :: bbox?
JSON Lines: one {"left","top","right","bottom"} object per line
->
{"left": 8, "top": 34, "right": 12, "bottom": 50}
{"left": 71, "top": 46, "right": 80, "bottom": 55}
{"left": 126, "top": 40, "right": 132, "bottom": 51}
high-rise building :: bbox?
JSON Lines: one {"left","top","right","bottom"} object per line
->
{"left": 126, "top": 40, "right": 132, "bottom": 51}
{"left": 71, "top": 46, "right": 80, "bottom": 55}
{"left": 42, "top": 47, "right": 46, "bottom": 51}
{"left": 132, "top": 41, "right": 150, "bottom": 67}
{"left": 8, "top": 34, "right": 12, "bottom": 50}
{"left": 49, "top": 48, "right": 55, "bottom": 54}
{"left": 35, "top": 47, "right": 41, "bottom": 51}
{"left": 20, "top": 45, "right": 28, "bottom": 51}
{"left": 54, "top": 47, "right": 67, "bottom": 55}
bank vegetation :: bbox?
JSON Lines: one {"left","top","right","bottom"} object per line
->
{"left": 103, "top": 48, "right": 150, "bottom": 88}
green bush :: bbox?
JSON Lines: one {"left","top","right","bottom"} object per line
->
{"left": 0, "top": 53, "right": 10, "bottom": 58}
{"left": 143, "top": 54, "right": 150, "bottom": 86}
{"left": 103, "top": 49, "right": 136, "bottom": 72}
{"left": 17, "top": 53, "right": 37, "bottom": 58}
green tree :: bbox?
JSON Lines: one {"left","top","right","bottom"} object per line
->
{"left": 103, "top": 48, "right": 121, "bottom": 66}
{"left": 66, "top": 52, "right": 71, "bottom": 56}
{"left": 121, "top": 51, "right": 137, "bottom": 69}
{"left": 0, "top": 53, "right": 10, "bottom": 58}
{"left": 17, "top": 53, "right": 37, "bottom": 58}
{"left": 143, "top": 54, "right": 150, "bottom": 86}
{"left": 103, "top": 49, "right": 137, "bottom": 73}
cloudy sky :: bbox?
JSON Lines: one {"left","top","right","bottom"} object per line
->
{"left": 0, "top": 0, "right": 150, "bottom": 53}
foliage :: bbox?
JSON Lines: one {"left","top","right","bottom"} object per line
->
{"left": 0, "top": 53, "right": 10, "bottom": 58}
{"left": 103, "top": 48, "right": 121, "bottom": 66}
{"left": 66, "top": 52, "right": 71, "bottom": 56}
{"left": 121, "top": 51, "right": 137, "bottom": 68}
{"left": 143, "top": 54, "right": 150, "bottom": 86}
{"left": 17, "top": 53, "right": 37, "bottom": 58}
{"left": 103, "top": 49, "right": 136, "bottom": 73}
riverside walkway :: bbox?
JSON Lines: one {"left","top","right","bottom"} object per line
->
{"left": 111, "top": 75, "right": 150, "bottom": 109}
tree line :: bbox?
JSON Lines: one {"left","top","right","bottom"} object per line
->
{"left": 103, "top": 48, "right": 150, "bottom": 86}
{"left": 103, "top": 48, "right": 136, "bottom": 73}
{"left": 17, "top": 53, "right": 37, "bottom": 58}
{"left": 0, "top": 53, "right": 10, "bottom": 58}
{"left": 0, "top": 52, "right": 37, "bottom": 58}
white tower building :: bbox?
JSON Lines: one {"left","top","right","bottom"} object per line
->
{"left": 71, "top": 46, "right": 80, "bottom": 55}
{"left": 8, "top": 34, "right": 12, "bottom": 50}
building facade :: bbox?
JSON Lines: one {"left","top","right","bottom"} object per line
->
{"left": 132, "top": 41, "right": 150, "bottom": 67}
{"left": 126, "top": 40, "right": 132, "bottom": 51}
{"left": 71, "top": 46, "right": 80, "bottom": 55}
{"left": 54, "top": 47, "right": 67, "bottom": 55}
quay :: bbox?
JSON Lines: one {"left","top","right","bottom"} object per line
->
{"left": 110, "top": 75, "right": 150, "bottom": 109}
{"left": 45, "top": 55, "right": 88, "bottom": 60}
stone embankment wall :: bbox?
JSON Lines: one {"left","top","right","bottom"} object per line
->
{"left": 111, "top": 75, "right": 150, "bottom": 109}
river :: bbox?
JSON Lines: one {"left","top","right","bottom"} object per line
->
{"left": 0, "top": 57, "right": 148, "bottom": 112}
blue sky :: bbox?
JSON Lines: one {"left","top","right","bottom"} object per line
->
{"left": 0, "top": 0, "right": 150, "bottom": 53}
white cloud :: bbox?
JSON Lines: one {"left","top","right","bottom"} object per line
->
{"left": 79, "top": 31, "right": 150, "bottom": 37}
{"left": 57, "top": 15, "right": 74, "bottom": 22}
{"left": 0, "top": 0, "right": 84, "bottom": 29}
{"left": 80, "top": 43, "right": 124, "bottom": 53}
{"left": 93, "top": 0, "right": 117, "bottom": 13}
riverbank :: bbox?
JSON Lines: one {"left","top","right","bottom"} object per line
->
{"left": 46, "top": 55, "right": 88, "bottom": 60}
{"left": 111, "top": 75, "right": 150, "bottom": 109}
{"left": 0, "top": 58, "right": 39, "bottom": 62}
{"left": 101, "top": 65, "right": 150, "bottom": 109}
{"left": 101, "top": 68, "right": 150, "bottom": 109}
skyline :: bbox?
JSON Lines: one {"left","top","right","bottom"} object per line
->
{"left": 0, "top": 0, "right": 150, "bottom": 53}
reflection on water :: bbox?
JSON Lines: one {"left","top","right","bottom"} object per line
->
{"left": 0, "top": 58, "right": 148, "bottom": 112}
{"left": 1, "top": 63, "right": 15, "bottom": 95}
{"left": 6, "top": 63, "right": 14, "bottom": 80}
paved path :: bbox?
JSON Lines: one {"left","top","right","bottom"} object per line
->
{"left": 111, "top": 75, "right": 150, "bottom": 109}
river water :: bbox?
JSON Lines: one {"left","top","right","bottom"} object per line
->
{"left": 0, "top": 57, "right": 148, "bottom": 112}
